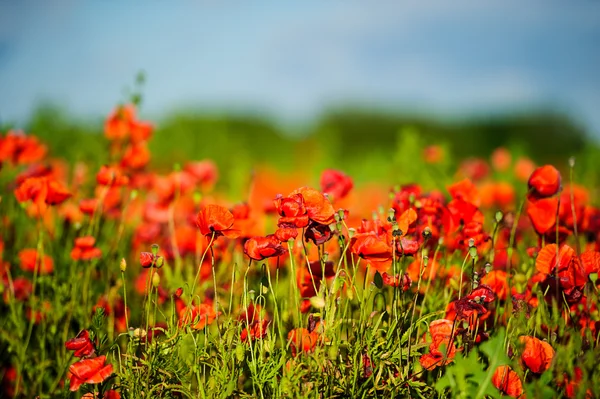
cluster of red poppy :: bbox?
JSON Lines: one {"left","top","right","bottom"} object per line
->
{"left": 2, "top": 107, "right": 599, "bottom": 398}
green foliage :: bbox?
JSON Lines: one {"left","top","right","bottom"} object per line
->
{"left": 435, "top": 330, "right": 510, "bottom": 399}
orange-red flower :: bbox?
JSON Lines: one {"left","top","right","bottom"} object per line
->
{"left": 68, "top": 355, "right": 113, "bottom": 391}
{"left": 179, "top": 303, "right": 220, "bottom": 330}
{"left": 139, "top": 252, "right": 164, "bottom": 268}
{"left": 480, "top": 270, "right": 509, "bottom": 300}
{"left": 290, "top": 187, "right": 335, "bottom": 225}
{"left": 423, "top": 145, "right": 444, "bottom": 164}
{"left": 527, "top": 197, "right": 558, "bottom": 235}
{"left": 419, "top": 319, "right": 458, "bottom": 370}
{"left": 320, "top": 169, "right": 353, "bottom": 201}
{"left": 528, "top": 165, "right": 561, "bottom": 200}
{"left": 196, "top": 204, "right": 240, "bottom": 239}
{"left": 519, "top": 335, "right": 554, "bottom": 374}
{"left": 65, "top": 330, "right": 95, "bottom": 358}
{"left": 288, "top": 327, "right": 319, "bottom": 356}
{"left": 185, "top": 160, "right": 218, "bottom": 190}
{"left": 492, "top": 365, "right": 523, "bottom": 398}
{"left": 104, "top": 104, "right": 153, "bottom": 142}
{"left": 18, "top": 249, "right": 54, "bottom": 274}
{"left": 70, "top": 236, "right": 102, "bottom": 261}
{"left": 15, "top": 176, "right": 71, "bottom": 206}
{"left": 349, "top": 234, "right": 393, "bottom": 264}
{"left": 121, "top": 142, "right": 151, "bottom": 169}
{"left": 448, "top": 178, "right": 479, "bottom": 206}
{"left": 381, "top": 272, "right": 411, "bottom": 290}
{"left": 491, "top": 147, "right": 511, "bottom": 172}
{"left": 96, "top": 165, "right": 129, "bottom": 186}
{"left": 243, "top": 235, "right": 287, "bottom": 261}
{"left": 274, "top": 193, "right": 309, "bottom": 228}
{"left": 0, "top": 131, "right": 47, "bottom": 165}
{"left": 241, "top": 319, "right": 270, "bottom": 342}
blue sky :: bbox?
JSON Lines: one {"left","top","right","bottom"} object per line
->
{"left": 1, "top": 2, "right": 599, "bottom": 139}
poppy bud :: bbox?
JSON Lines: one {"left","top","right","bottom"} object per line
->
{"left": 152, "top": 272, "right": 160, "bottom": 288}
{"left": 495, "top": 211, "right": 503, "bottom": 223}
{"left": 528, "top": 165, "right": 561, "bottom": 200}
{"left": 120, "top": 258, "right": 127, "bottom": 272}
{"left": 174, "top": 287, "right": 184, "bottom": 298}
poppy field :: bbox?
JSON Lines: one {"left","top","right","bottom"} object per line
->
{"left": 1, "top": 104, "right": 600, "bottom": 399}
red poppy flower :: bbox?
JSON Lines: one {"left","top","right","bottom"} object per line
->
{"left": 244, "top": 235, "right": 288, "bottom": 261}
{"left": 423, "top": 145, "right": 444, "bottom": 164}
{"left": 397, "top": 238, "right": 419, "bottom": 256}
{"left": 0, "top": 131, "right": 47, "bottom": 165}
{"left": 121, "top": 142, "right": 150, "bottom": 170}
{"left": 96, "top": 165, "right": 129, "bottom": 187}
{"left": 514, "top": 157, "right": 536, "bottom": 182}
{"left": 79, "top": 198, "right": 99, "bottom": 215}
{"left": 580, "top": 250, "right": 600, "bottom": 276}
{"left": 381, "top": 272, "right": 411, "bottom": 290}
{"left": 139, "top": 252, "right": 164, "bottom": 268}
{"left": 395, "top": 208, "right": 418, "bottom": 237}
{"left": 274, "top": 193, "right": 309, "bottom": 228}
{"left": 68, "top": 355, "right": 113, "bottom": 391}
{"left": 185, "top": 160, "right": 218, "bottom": 190}
{"left": 104, "top": 390, "right": 121, "bottom": 399}
{"left": 527, "top": 197, "right": 559, "bottom": 235}
{"left": 15, "top": 177, "right": 71, "bottom": 206}
{"left": 196, "top": 204, "right": 240, "bottom": 239}
{"left": 290, "top": 187, "right": 335, "bottom": 225}
{"left": 3, "top": 277, "right": 32, "bottom": 303}
{"left": 419, "top": 319, "right": 457, "bottom": 370}
{"left": 65, "top": 330, "right": 95, "bottom": 358}
{"left": 448, "top": 178, "right": 479, "bottom": 205}
{"left": 18, "top": 249, "right": 54, "bottom": 274}
{"left": 288, "top": 327, "right": 319, "bottom": 356}
{"left": 457, "top": 158, "right": 489, "bottom": 181}
{"left": 320, "top": 169, "right": 353, "bottom": 201}
{"left": 492, "top": 365, "right": 523, "bottom": 398}
{"left": 104, "top": 104, "right": 136, "bottom": 141}
{"left": 519, "top": 336, "right": 554, "bottom": 374}
{"left": 275, "top": 227, "right": 298, "bottom": 242}
{"left": 179, "top": 303, "right": 220, "bottom": 330}
{"left": 528, "top": 165, "right": 561, "bottom": 200}
{"left": 535, "top": 244, "right": 575, "bottom": 275}
{"left": 129, "top": 119, "right": 153, "bottom": 144}
{"left": 349, "top": 234, "right": 393, "bottom": 263}
{"left": 480, "top": 270, "right": 509, "bottom": 300}
{"left": 491, "top": 147, "right": 511, "bottom": 172}
{"left": 70, "top": 236, "right": 102, "bottom": 261}
{"left": 241, "top": 319, "right": 270, "bottom": 342}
